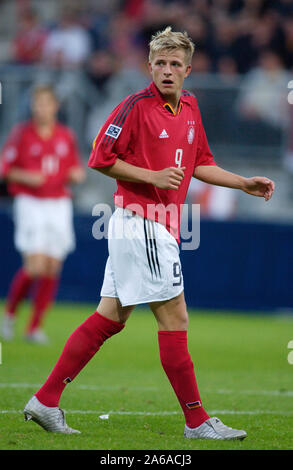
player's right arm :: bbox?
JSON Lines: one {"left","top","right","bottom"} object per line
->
{"left": 88, "top": 96, "right": 185, "bottom": 190}
{"left": 98, "top": 159, "right": 186, "bottom": 190}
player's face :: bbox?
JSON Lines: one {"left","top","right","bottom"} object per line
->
{"left": 32, "top": 92, "right": 59, "bottom": 125}
{"left": 149, "top": 49, "right": 191, "bottom": 102}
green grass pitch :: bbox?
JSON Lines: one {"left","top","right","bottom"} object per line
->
{"left": 0, "top": 301, "right": 293, "bottom": 451}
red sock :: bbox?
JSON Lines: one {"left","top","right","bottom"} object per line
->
{"left": 26, "top": 276, "right": 59, "bottom": 333}
{"left": 35, "top": 311, "right": 124, "bottom": 407}
{"left": 5, "top": 268, "right": 33, "bottom": 317}
{"left": 158, "top": 330, "right": 210, "bottom": 428}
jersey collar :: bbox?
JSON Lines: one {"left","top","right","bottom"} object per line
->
{"left": 163, "top": 101, "right": 183, "bottom": 115}
{"left": 150, "top": 81, "right": 183, "bottom": 115}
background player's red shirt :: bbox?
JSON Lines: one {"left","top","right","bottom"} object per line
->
{"left": 1, "top": 121, "right": 82, "bottom": 198}
{"left": 88, "top": 81, "right": 216, "bottom": 240}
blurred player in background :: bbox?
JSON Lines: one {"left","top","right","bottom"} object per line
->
{"left": 0, "top": 85, "right": 85, "bottom": 343}
{"left": 24, "top": 28, "right": 274, "bottom": 439}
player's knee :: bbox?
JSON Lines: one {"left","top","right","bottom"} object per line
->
{"left": 25, "top": 265, "right": 43, "bottom": 278}
{"left": 171, "top": 315, "right": 189, "bottom": 331}
{"left": 45, "top": 264, "right": 62, "bottom": 278}
{"left": 113, "top": 306, "right": 134, "bottom": 324}
{"left": 157, "top": 312, "right": 189, "bottom": 331}
{"left": 97, "top": 298, "right": 134, "bottom": 324}
{"left": 25, "top": 263, "right": 50, "bottom": 278}
{"left": 178, "top": 314, "right": 189, "bottom": 331}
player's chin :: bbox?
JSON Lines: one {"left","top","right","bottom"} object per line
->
{"left": 159, "top": 84, "right": 175, "bottom": 94}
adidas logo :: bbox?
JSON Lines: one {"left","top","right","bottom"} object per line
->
{"left": 159, "top": 129, "right": 169, "bottom": 139}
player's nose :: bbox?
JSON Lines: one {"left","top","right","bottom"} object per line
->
{"left": 163, "top": 64, "right": 172, "bottom": 75}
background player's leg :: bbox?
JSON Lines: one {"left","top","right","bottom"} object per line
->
{"left": 25, "top": 256, "right": 61, "bottom": 339}
{"left": 149, "top": 292, "right": 210, "bottom": 429}
{"left": 4, "top": 267, "right": 33, "bottom": 318}
{"left": 1, "top": 264, "right": 34, "bottom": 340}
{"left": 1, "top": 254, "right": 51, "bottom": 340}
{"left": 35, "top": 297, "right": 135, "bottom": 407}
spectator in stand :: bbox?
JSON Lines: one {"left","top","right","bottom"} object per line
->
{"left": 249, "top": 10, "right": 285, "bottom": 60}
{"left": 269, "top": 0, "right": 293, "bottom": 18}
{"left": 135, "top": 0, "right": 185, "bottom": 53}
{"left": 281, "top": 16, "right": 293, "bottom": 69}
{"left": 236, "top": 49, "right": 290, "bottom": 133}
{"left": 181, "top": 13, "right": 211, "bottom": 58}
{"left": 191, "top": 50, "right": 212, "bottom": 74}
{"left": 12, "top": 8, "right": 48, "bottom": 65}
{"left": 217, "top": 55, "right": 238, "bottom": 78}
{"left": 42, "top": 8, "right": 91, "bottom": 69}
{"left": 85, "top": 50, "right": 118, "bottom": 92}
{"left": 123, "top": 0, "right": 146, "bottom": 21}
{"left": 105, "top": 11, "right": 138, "bottom": 63}
{"left": 209, "top": 15, "right": 237, "bottom": 65}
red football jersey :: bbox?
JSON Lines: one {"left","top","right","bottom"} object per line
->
{"left": 88, "top": 81, "right": 216, "bottom": 241}
{"left": 1, "top": 121, "right": 82, "bottom": 198}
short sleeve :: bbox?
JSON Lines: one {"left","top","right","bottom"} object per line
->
{"left": 88, "top": 97, "right": 135, "bottom": 169}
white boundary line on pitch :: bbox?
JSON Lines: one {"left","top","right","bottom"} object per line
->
{"left": 0, "top": 383, "right": 293, "bottom": 396}
{"left": 0, "top": 383, "right": 158, "bottom": 391}
{"left": 1, "top": 409, "right": 293, "bottom": 416}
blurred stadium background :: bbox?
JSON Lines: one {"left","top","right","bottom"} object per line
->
{"left": 0, "top": 0, "right": 293, "bottom": 312}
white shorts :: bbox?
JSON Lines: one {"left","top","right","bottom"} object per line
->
{"left": 100, "top": 208, "right": 184, "bottom": 306}
{"left": 13, "top": 194, "right": 75, "bottom": 260}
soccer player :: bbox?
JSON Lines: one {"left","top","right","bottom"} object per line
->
{"left": 0, "top": 85, "right": 85, "bottom": 343}
{"left": 23, "top": 28, "right": 274, "bottom": 438}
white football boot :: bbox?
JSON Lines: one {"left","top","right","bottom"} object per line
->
{"left": 24, "top": 396, "right": 80, "bottom": 434}
{"left": 184, "top": 417, "right": 247, "bottom": 440}
{"left": 24, "top": 329, "right": 49, "bottom": 344}
{"left": 1, "top": 314, "right": 15, "bottom": 341}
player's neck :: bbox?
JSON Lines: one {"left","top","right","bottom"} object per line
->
{"left": 161, "top": 93, "right": 181, "bottom": 114}
{"left": 33, "top": 120, "right": 56, "bottom": 139}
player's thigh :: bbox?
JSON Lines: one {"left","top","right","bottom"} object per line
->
{"left": 104, "top": 209, "right": 184, "bottom": 307}
{"left": 97, "top": 296, "right": 135, "bottom": 324}
{"left": 46, "top": 256, "right": 63, "bottom": 277}
{"left": 149, "top": 291, "right": 188, "bottom": 331}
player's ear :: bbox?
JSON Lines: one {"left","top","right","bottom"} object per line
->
{"left": 184, "top": 64, "right": 192, "bottom": 78}
{"left": 148, "top": 62, "right": 153, "bottom": 75}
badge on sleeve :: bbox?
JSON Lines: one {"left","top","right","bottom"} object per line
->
{"left": 105, "top": 124, "right": 122, "bottom": 139}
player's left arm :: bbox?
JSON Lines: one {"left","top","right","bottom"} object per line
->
{"left": 66, "top": 130, "right": 86, "bottom": 184}
{"left": 194, "top": 165, "right": 275, "bottom": 201}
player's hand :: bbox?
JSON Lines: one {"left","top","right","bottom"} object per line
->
{"left": 152, "top": 167, "right": 186, "bottom": 190}
{"left": 24, "top": 172, "right": 46, "bottom": 188}
{"left": 67, "top": 167, "right": 86, "bottom": 184}
{"left": 242, "top": 176, "right": 275, "bottom": 201}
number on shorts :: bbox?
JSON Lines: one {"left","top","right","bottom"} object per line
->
{"left": 173, "top": 262, "right": 182, "bottom": 287}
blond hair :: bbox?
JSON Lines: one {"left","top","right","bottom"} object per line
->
{"left": 32, "top": 84, "right": 58, "bottom": 101}
{"left": 149, "top": 26, "right": 195, "bottom": 65}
